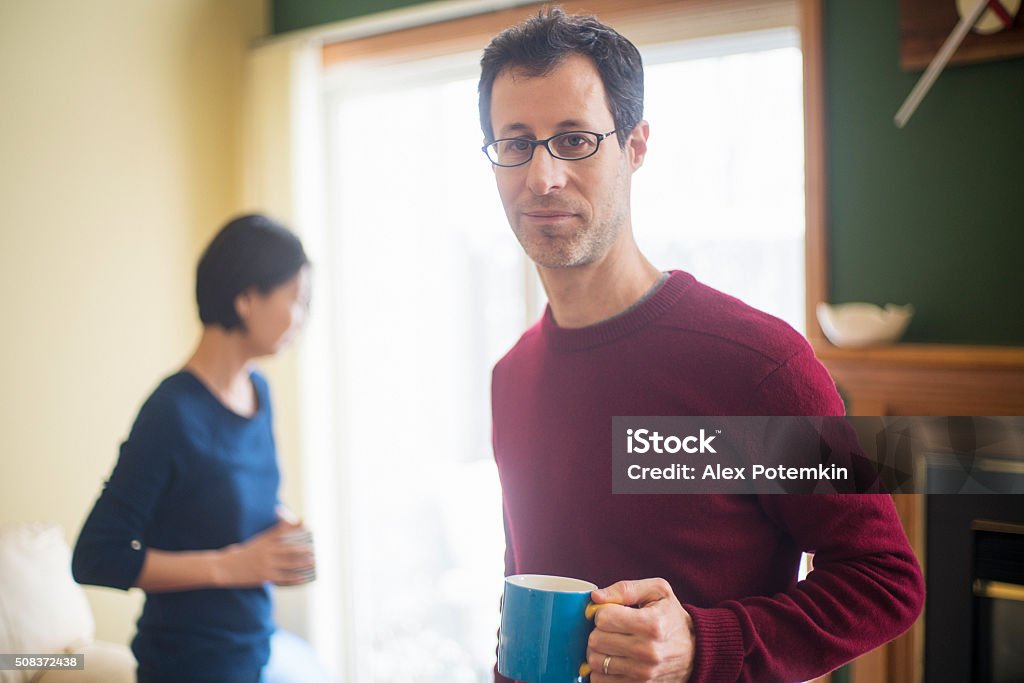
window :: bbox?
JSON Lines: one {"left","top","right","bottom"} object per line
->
{"left": 319, "top": 18, "right": 805, "bottom": 683}
{"left": 324, "top": 56, "right": 524, "bottom": 682}
{"left": 636, "top": 29, "right": 805, "bottom": 333}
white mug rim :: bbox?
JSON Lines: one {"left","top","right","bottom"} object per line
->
{"left": 505, "top": 574, "right": 597, "bottom": 593}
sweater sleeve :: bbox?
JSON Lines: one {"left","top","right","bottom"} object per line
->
{"left": 684, "top": 494, "right": 924, "bottom": 682}
{"left": 749, "top": 344, "right": 846, "bottom": 418}
{"left": 685, "top": 344, "right": 924, "bottom": 682}
{"left": 72, "top": 393, "right": 180, "bottom": 590}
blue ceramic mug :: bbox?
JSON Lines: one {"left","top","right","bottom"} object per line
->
{"left": 497, "top": 574, "right": 608, "bottom": 683}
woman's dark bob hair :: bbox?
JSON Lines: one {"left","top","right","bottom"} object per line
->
{"left": 195, "top": 213, "right": 308, "bottom": 331}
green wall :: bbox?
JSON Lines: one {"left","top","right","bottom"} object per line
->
{"left": 274, "top": 0, "right": 1024, "bottom": 344}
{"left": 272, "top": 0, "right": 437, "bottom": 33}
{"left": 824, "top": 0, "right": 1024, "bottom": 345}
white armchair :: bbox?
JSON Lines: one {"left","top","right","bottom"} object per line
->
{"left": 0, "top": 522, "right": 135, "bottom": 683}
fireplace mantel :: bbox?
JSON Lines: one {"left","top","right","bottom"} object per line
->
{"left": 814, "top": 343, "right": 1024, "bottom": 417}
{"left": 810, "top": 343, "right": 1024, "bottom": 683}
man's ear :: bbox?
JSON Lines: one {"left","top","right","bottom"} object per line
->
{"left": 626, "top": 120, "right": 650, "bottom": 171}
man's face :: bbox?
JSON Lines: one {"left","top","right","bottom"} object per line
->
{"left": 489, "top": 54, "right": 646, "bottom": 269}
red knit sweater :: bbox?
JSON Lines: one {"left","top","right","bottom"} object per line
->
{"left": 491, "top": 271, "right": 924, "bottom": 683}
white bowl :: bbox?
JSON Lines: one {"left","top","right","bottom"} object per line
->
{"left": 816, "top": 302, "right": 914, "bottom": 348}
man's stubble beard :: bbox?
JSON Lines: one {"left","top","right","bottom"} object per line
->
{"left": 511, "top": 162, "right": 631, "bottom": 270}
{"left": 514, "top": 216, "right": 619, "bottom": 269}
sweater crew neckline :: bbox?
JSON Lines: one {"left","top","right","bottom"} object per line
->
{"left": 175, "top": 369, "right": 264, "bottom": 421}
{"left": 541, "top": 270, "right": 694, "bottom": 351}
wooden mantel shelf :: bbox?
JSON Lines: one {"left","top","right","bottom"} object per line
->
{"left": 813, "top": 342, "right": 1024, "bottom": 369}
{"left": 812, "top": 341, "right": 1024, "bottom": 416}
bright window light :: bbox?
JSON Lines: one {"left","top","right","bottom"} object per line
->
{"left": 636, "top": 29, "right": 805, "bottom": 333}
{"left": 322, "top": 28, "right": 805, "bottom": 682}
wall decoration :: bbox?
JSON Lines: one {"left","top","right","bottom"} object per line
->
{"left": 901, "top": 0, "right": 1024, "bottom": 69}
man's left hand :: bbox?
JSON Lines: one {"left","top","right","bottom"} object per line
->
{"left": 584, "top": 578, "right": 695, "bottom": 682}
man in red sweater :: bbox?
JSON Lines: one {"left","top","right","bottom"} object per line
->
{"left": 480, "top": 8, "right": 924, "bottom": 683}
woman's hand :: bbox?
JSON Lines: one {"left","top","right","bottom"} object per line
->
{"left": 134, "top": 517, "right": 316, "bottom": 592}
{"left": 216, "top": 519, "right": 316, "bottom": 587}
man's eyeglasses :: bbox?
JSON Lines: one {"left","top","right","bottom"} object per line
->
{"left": 482, "top": 129, "right": 621, "bottom": 167}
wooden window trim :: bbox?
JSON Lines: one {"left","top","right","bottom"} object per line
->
{"left": 800, "top": 0, "right": 828, "bottom": 344}
{"left": 323, "top": 0, "right": 796, "bottom": 67}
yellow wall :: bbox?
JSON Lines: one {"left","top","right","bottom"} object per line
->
{"left": 0, "top": 0, "right": 266, "bottom": 644}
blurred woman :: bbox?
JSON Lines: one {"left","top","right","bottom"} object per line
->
{"left": 73, "top": 214, "right": 314, "bottom": 683}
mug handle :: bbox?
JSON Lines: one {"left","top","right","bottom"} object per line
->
{"left": 578, "top": 602, "right": 618, "bottom": 677}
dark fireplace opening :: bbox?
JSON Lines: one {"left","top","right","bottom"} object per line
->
{"left": 925, "top": 497, "right": 1024, "bottom": 683}
{"left": 972, "top": 520, "right": 1024, "bottom": 683}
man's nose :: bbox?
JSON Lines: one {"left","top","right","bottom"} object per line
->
{"left": 525, "top": 145, "right": 567, "bottom": 195}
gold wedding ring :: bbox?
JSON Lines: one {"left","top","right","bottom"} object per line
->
{"left": 602, "top": 654, "right": 613, "bottom": 675}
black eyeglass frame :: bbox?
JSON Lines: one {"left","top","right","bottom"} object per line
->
{"left": 481, "top": 128, "right": 624, "bottom": 167}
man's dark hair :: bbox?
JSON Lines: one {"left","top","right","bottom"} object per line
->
{"left": 478, "top": 6, "right": 644, "bottom": 147}
{"left": 196, "top": 213, "right": 308, "bottom": 331}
